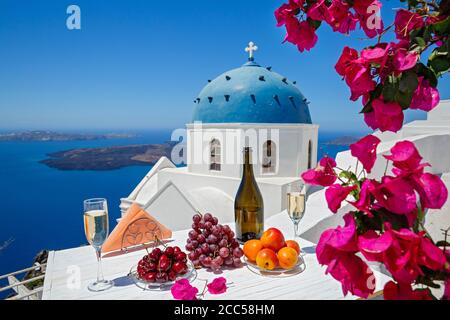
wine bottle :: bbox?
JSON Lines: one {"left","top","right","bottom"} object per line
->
{"left": 234, "top": 147, "right": 264, "bottom": 243}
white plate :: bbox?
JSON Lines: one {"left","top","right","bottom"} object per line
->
{"left": 244, "top": 256, "right": 306, "bottom": 278}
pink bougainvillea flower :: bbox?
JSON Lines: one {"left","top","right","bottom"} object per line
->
{"left": 348, "top": 179, "right": 375, "bottom": 215}
{"left": 274, "top": 1, "right": 303, "bottom": 27}
{"left": 443, "top": 279, "right": 450, "bottom": 300}
{"left": 372, "top": 176, "right": 417, "bottom": 215}
{"left": 350, "top": 134, "right": 381, "bottom": 173}
{"left": 275, "top": 4, "right": 293, "bottom": 27}
{"left": 325, "top": 184, "right": 357, "bottom": 213}
{"left": 382, "top": 140, "right": 448, "bottom": 209}
{"left": 358, "top": 228, "right": 445, "bottom": 285}
{"left": 207, "top": 277, "right": 227, "bottom": 295}
{"left": 171, "top": 279, "right": 198, "bottom": 300}
{"left": 316, "top": 213, "right": 375, "bottom": 298}
{"left": 394, "top": 9, "right": 424, "bottom": 40}
{"left": 385, "top": 229, "right": 445, "bottom": 284}
{"left": 335, "top": 46, "right": 359, "bottom": 76}
{"left": 364, "top": 98, "right": 404, "bottom": 132}
{"left": 410, "top": 77, "right": 440, "bottom": 111}
{"left": 326, "top": 251, "right": 375, "bottom": 298}
{"left": 383, "top": 281, "right": 433, "bottom": 300}
{"left": 316, "top": 229, "right": 338, "bottom": 265}
{"left": 383, "top": 140, "right": 423, "bottom": 172}
{"left": 327, "top": 0, "right": 358, "bottom": 34}
{"left": 295, "top": 21, "right": 318, "bottom": 52}
{"left": 361, "top": 42, "right": 390, "bottom": 72}
{"left": 324, "top": 213, "right": 358, "bottom": 251}
{"left": 316, "top": 214, "right": 357, "bottom": 265}
{"left": 283, "top": 16, "right": 302, "bottom": 44}
{"left": 412, "top": 172, "right": 448, "bottom": 210}
{"left": 361, "top": 43, "right": 389, "bottom": 62}
{"left": 382, "top": 229, "right": 424, "bottom": 283}
{"left": 353, "top": 0, "right": 384, "bottom": 38}
{"left": 418, "top": 236, "right": 447, "bottom": 270}
{"left": 358, "top": 230, "right": 393, "bottom": 261}
{"left": 301, "top": 156, "right": 337, "bottom": 186}
{"left": 392, "top": 48, "right": 418, "bottom": 72}
{"left": 307, "top": 0, "right": 331, "bottom": 22}
{"left": 345, "top": 63, "right": 376, "bottom": 101}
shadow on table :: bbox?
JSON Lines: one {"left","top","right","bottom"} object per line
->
{"left": 301, "top": 245, "right": 316, "bottom": 255}
{"left": 113, "top": 275, "right": 135, "bottom": 287}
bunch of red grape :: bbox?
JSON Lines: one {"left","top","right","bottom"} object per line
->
{"left": 137, "top": 246, "right": 188, "bottom": 283}
{"left": 186, "top": 213, "right": 244, "bottom": 271}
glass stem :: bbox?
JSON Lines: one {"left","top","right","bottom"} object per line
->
{"left": 293, "top": 221, "right": 300, "bottom": 238}
{"left": 95, "top": 247, "right": 105, "bottom": 283}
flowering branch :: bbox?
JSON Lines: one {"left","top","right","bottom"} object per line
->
{"left": 274, "top": 0, "right": 450, "bottom": 300}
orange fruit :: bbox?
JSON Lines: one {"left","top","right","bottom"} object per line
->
{"left": 285, "top": 240, "right": 301, "bottom": 255}
{"left": 256, "top": 248, "right": 279, "bottom": 270}
{"left": 260, "top": 228, "right": 286, "bottom": 252}
{"left": 243, "top": 239, "right": 263, "bottom": 262}
{"left": 277, "top": 247, "right": 298, "bottom": 269}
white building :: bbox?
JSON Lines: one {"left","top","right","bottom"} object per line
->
{"left": 120, "top": 43, "right": 319, "bottom": 230}
{"left": 300, "top": 100, "right": 450, "bottom": 244}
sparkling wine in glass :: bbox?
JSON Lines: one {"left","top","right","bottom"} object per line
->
{"left": 83, "top": 198, "right": 114, "bottom": 292}
{"left": 286, "top": 185, "right": 306, "bottom": 239}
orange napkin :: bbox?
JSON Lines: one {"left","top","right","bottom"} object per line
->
{"left": 102, "top": 203, "right": 172, "bottom": 253}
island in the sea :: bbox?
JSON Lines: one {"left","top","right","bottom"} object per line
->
{"left": 41, "top": 143, "right": 176, "bottom": 170}
{"left": 0, "top": 130, "right": 137, "bottom": 142}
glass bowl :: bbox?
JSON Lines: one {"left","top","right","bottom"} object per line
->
{"left": 128, "top": 261, "right": 197, "bottom": 291}
{"left": 244, "top": 255, "right": 306, "bottom": 278}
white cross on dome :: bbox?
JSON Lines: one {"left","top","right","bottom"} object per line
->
{"left": 245, "top": 41, "right": 258, "bottom": 60}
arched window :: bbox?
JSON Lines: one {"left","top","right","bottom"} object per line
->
{"left": 307, "top": 140, "right": 313, "bottom": 169}
{"left": 262, "top": 140, "right": 276, "bottom": 174}
{"left": 209, "top": 139, "right": 221, "bottom": 171}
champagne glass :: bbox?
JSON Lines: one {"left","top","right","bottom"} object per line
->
{"left": 83, "top": 198, "right": 114, "bottom": 292}
{"left": 286, "top": 185, "right": 306, "bottom": 239}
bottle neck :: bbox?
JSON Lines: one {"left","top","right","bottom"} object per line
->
{"left": 243, "top": 148, "right": 254, "bottom": 177}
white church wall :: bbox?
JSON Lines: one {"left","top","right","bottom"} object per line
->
{"left": 186, "top": 123, "right": 318, "bottom": 178}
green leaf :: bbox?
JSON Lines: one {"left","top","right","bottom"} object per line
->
{"left": 412, "top": 37, "right": 426, "bottom": 49}
{"left": 435, "top": 240, "right": 450, "bottom": 247}
{"left": 377, "top": 208, "right": 411, "bottom": 230}
{"left": 428, "top": 41, "right": 450, "bottom": 76}
{"left": 360, "top": 102, "right": 373, "bottom": 114}
{"left": 431, "top": 16, "right": 450, "bottom": 36}
{"left": 382, "top": 77, "right": 398, "bottom": 102}
{"left": 396, "top": 71, "right": 418, "bottom": 108}
{"left": 399, "top": 71, "right": 419, "bottom": 93}
{"left": 360, "top": 84, "right": 382, "bottom": 114}
{"left": 416, "top": 63, "right": 438, "bottom": 87}
{"left": 339, "top": 171, "right": 358, "bottom": 182}
{"left": 429, "top": 56, "right": 450, "bottom": 75}
{"left": 396, "top": 90, "right": 414, "bottom": 109}
{"left": 307, "top": 18, "right": 322, "bottom": 30}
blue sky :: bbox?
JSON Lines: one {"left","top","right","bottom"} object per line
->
{"left": 0, "top": 0, "right": 449, "bottom": 133}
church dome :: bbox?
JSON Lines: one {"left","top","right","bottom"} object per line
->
{"left": 192, "top": 45, "right": 312, "bottom": 124}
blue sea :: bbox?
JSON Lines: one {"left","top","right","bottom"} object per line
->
{"left": 0, "top": 130, "right": 350, "bottom": 296}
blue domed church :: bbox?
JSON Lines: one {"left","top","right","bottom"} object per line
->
{"left": 121, "top": 42, "right": 319, "bottom": 230}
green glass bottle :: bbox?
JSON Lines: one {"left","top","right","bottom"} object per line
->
{"left": 234, "top": 147, "right": 264, "bottom": 243}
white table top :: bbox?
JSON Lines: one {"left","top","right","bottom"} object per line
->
{"left": 42, "top": 212, "right": 391, "bottom": 300}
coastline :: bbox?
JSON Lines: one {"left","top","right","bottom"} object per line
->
{"left": 40, "top": 143, "right": 174, "bottom": 171}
